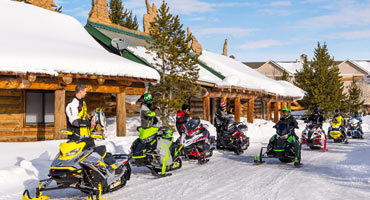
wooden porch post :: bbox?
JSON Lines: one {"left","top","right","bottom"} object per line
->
{"left": 221, "top": 96, "right": 227, "bottom": 104}
{"left": 274, "top": 101, "right": 280, "bottom": 123}
{"left": 203, "top": 95, "right": 210, "bottom": 121}
{"left": 287, "top": 102, "right": 292, "bottom": 110}
{"left": 116, "top": 91, "right": 126, "bottom": 137}
{"left": 266, "top": 100, "right": 272, "bottom": 120}
{"left": 282, "top": 102, "right": 287, "bottom": 109}
{"left": 54, "top": 89, "right": 66, "bottom": 139}
{"left": 248, "top": 98, "right": 255, "bottom": 123}
{"left": 235, "top": 97, "right": 241, "bottom": 122}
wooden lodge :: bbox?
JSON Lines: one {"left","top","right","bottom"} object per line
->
{"left": 0, "top": 1, "right": 159, "bottom": 142}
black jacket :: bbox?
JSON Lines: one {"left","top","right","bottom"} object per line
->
{"left": 215, "top": 108, "right": 228, "bottom": 128}
{"left": 276, "top": 115, "right": 299, "bottom": 129}
{"left": 308, "top": 113, "right": 325, "bottom": 126}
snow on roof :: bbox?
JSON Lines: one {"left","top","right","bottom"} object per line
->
{"left": 353, "top": 61, "right": 370, "bottom": 74}
{"left": 275, "top": 61, "right": 303, "bottom": 74}
{"left": 0, "top": 1, "right": 159, "bottom": 81}
{"left": 127, "top": 46, "right": 223, "bottom": 85}
{"left": 199, "top": 50, "right": 304, "bottom": 98}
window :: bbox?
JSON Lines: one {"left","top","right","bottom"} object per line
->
{"left": 25, "top": 91, "right": 54, "bottom": 125}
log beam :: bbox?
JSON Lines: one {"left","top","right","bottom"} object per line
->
{"left": 235, "top": 97, "right": 241, "bottom": 122}
{"left": 274, "top": 102, "right": 280, "bottom": 123}
{"left": 248, "top": 98, "right": 255, "bottom": 123}
{"left": 267, "top": 101, "right": 272, "bottom": 120}
{"left": 116, "top": 92, "right": 126, "bottom": 137}
{"left": 54, "top": 90, "right": 66, "bottom": 139}
{"left": 203, "top": 96, "right": 210, "bottom": 121}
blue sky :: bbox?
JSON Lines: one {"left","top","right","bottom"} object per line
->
{"left": 56, "top": 0, "right": 370, "bottom": 62}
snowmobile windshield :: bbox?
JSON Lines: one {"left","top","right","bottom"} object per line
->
{"left": 308, "top": 124, "right": 318, "bottom": 130}
{"left": 186, "top": 118, "right": 201, "bottom": 131}
{"left": 351, "top": 119, "right": 359, "bottom": 124}
{"left": 276, "top": 123, "right": 291, "bottom": 136}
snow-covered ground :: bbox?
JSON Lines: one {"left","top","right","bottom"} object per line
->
{"left": 1, "top": 117, "right": 370, "bottom": 200}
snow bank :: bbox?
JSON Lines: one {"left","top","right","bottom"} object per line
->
{"left": 198, "top": 50, "right": 304, "bottom": 98}
{"left": 0, "top": 1, "right": 159, "bottom": 81}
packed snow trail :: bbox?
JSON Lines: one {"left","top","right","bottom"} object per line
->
{"left": 1, "top": 119, "right": 370, "bottom": 200}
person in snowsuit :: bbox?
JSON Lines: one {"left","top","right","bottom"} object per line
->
{"left": 140, "top": 93, "right": 159, "bottom": 129}
{"left": 176, "top": 104, "right": 190, "bottom": 136}
{"left": 215, "top": 101, "right": 228, "bottom": 137}
{"left": 268, "top": 107, "right": 300, "bottom": 156}
{"left": 65, "top": 83, "right": 115, "bottom": 167}
{"left": 329, "top": 108, "right": 348, "bottom": 143}
{"left": 349, "top": 111, "right": 364, "bottom": 136}
{"left": 307, "top": 107, "right": 325, "bottom": 129}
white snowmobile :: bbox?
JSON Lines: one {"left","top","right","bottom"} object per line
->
{"left": 178, "top": 117, "right": 216, "bottom": 164}
{"left": 301, "top": 123, "right": 327, "bottom": 151}
{"left": 23, "top": 109, "right": 131, "bottom": 200}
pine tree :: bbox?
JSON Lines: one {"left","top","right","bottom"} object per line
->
{"left": 54, "top": 5, "right": 62, "bottom": 13}
{"left": 109, "top": 0, "right": 139, "bottom": 30}
{"left": 346, "top": 77, "right": 364, "bottom": 115}
{"left": 295, "top": 42, "right": 346, "bottom": 117}
{"left": 280, "top": 70, "right": 290, "bottom": 81}
{"left": 147, "top": 0, "right": 200, "bottom": 125}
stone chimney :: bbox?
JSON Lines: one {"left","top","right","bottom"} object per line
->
{"left": 222, "top": 39, "right": 228, "bottom": 56}
{"left": 186, "top": 27, "right": 203, "bottom": 55}
{"left": 300, "top": 54, "right": 307, "bottom": 63}
{"left": 88, "top": 0, "right": 112, "bottom": 25}
{"left": 30, "top": 0, "right": 56, "bottom": 11}
{"left": 143, "top": 0, "right": 158, "bottom": 34}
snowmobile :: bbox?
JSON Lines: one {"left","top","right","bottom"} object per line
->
{"left": 255, "top": 122, "right": 302, "bottom": 167}
{"left": 347, "top": 118, "right": 363, "bottom": 139}
{"left": 23, "top": 109, "right": 131, "bottom": 200}
{"left": 130, "top": 126, "right": 182, "bottom": 177}
{"left": 178, "top": 117, "right": 216, "bottom": 164}
{"left": 301, "top": 123, "right": 327, "bottom": 151}
{"left": 328, "top": 118, "right": 348, "bottom": 143}
{"left": 216, "top": 119, "right": 250, "bottom": 155}
{"left": 23, "top": 132, "right": 131, "bottom": 200}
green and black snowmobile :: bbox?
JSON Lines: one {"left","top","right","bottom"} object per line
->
{"left": 130, "top": 126, "right": 182, "bottom": 177}
{"left": 255, "top": 122, "right": 302, "bottom": 167}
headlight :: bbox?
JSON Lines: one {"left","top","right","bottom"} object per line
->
{"left": 66, "top": 148, "right": 80, "bottom": 156}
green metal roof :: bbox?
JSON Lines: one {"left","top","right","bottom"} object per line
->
{"left": 85, "top": 21, "right": 224, "bottom": 82}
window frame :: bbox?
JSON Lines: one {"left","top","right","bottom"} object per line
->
{"left": 25, "top": 90, "right": 55, "bottom": 126}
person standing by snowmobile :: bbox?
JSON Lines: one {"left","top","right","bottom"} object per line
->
{"left": 140, "top": 93, "right": 159, "bottom": 129}
{"left": 65, "top": 83, "right": 113, "bottom": 165}
{"left": 176, "top": 104, "right": 190, "bottom": 136}
{"left": 308, "top": 107, "right": 325, "bottom": 128}
{"left": 215, "top": 101, "right": 228, "bottom": 133}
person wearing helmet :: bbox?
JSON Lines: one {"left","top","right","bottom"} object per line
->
{"left": 330, "top": 108, "right": 348, "bottom": 143}
{"left": 307, "top": 107, "right": 325, "bottom": 128}
{"left": 176, "top": 103, "right": 190, "bottom": 136}
{"left": 275, "top": 107, "right": 299, "bottom": 131}
{"left": 140, "top": 93, "right": 159, "bottom": 129}
{"left": 350, "top": 111, "right": 363, "bottom": 136}
{"left": 215, "top": 101, "right": 228, "bottom": 135}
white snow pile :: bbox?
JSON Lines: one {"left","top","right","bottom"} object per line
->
{"left": 198, "top": 50, "right": 304, "bottom": 98}
{"left": 276, "top": 61, "right": 303, "bottom": 74}
{"left": 127, "top": 46, "right": 223, "bottom": 85}
{"left": 0, "top": 1, "right": 159, "bottom": 81}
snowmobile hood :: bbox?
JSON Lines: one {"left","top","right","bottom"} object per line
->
{"left": 59, "top": 142, "right": 86, "bottom": 160}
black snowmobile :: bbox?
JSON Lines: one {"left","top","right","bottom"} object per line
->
{"left": 130, "top": 126, "right": 182, "bottom": 177}
{"left": 23, "top": 132, "right": 131, "bottom": 200}
{"left": 217, "top": 119, "right": 250, "bottom": 155}
{"left": 178, "top": 117, "right": 216, "bottom": 164}
{"left": 255, "top": 122, "right": 302, "bottom": 167}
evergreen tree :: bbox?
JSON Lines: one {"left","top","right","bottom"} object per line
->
{"left": 295, "top": 42, "right": 346, "bottom": 117}
{"left": 147, "top": 0, "right": 200, "bottom": 125}
{"left": 346, "top": 77, "right": 364, "bottom": 115}
{"left": 109, "top": 0, "right": 139, "bottom": 30}
{"left": 54, "top": 5, "right": 62, "bottom": 13}
{"left": 280, "top": 70, "right": 290, "bottom": 81}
